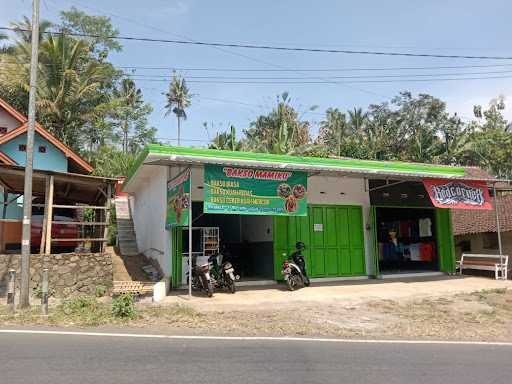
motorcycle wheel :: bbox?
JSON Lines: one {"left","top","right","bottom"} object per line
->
{"left": 206, "top": 280, "right": 214, "bottom": 297}
{"left": 227, "top": 279, "right": 236, "bottom": 294}
{"left": 286, "top": 275, "right": 297, "bottom": 291}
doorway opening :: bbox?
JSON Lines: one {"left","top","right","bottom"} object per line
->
{"left": 375, "top": 207, "right": 438, "bottom": 274}
{"left": 182, "top": 202, "right": 274, "bottom": 281}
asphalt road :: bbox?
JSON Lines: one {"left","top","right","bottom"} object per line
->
{"left": 2, "top": 331, "right": 512, "bottom": 384}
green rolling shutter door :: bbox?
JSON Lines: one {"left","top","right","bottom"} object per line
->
{"left": 436, "top": 208, "right": 456, "bottom": 273}
{"left": 273, "top": 205, "right": 366, "bottom": 280}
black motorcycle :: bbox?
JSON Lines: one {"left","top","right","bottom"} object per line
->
{"left": 208, "top": 253, "right": 238, "bottom": 293}
{"left": 187, "top": 257, "right": 214, "bottom": 297}
{"left": 281, "top": 241, "right": 310, "bottom": 291}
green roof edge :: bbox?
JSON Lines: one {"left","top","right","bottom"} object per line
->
{"left": 144, "top": 144, "right": 465, "bottom": 176}
{"left": 122, "top": 146, "right": 150, "bottom": 190}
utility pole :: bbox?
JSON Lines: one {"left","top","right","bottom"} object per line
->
{"left": 19, "top": 0, "right": 40, "bottom": 309}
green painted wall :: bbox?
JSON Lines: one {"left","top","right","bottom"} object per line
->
{"left": 436, "top": 208, "right": 456, "bottom": 273}
{"left": 273, "top": 205, "right": 366, "bottom": 280}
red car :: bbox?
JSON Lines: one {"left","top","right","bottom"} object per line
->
{"left": 31, "top": 214, "right": 79, "bottom": 250}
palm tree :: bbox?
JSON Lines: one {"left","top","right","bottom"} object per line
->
{"left": 348, "top": 107, "right": 368, "bottom": 132}
{"left": 165, "top": 73, "right": 191, "bottom": 146}
{"left": 10, "top": 16, "right": 53, "bottom": 44}
{"left": 115, "top": 78, "right": 143, "bottom": 152}
{"left": 319, "top": 108, "right": 348, "bottom": 157}
{"left": 30, "top": 33, "right": 110, "bottom": 145}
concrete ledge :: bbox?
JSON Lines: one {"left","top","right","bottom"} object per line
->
{"left": 379, "top": 271, "right": 445, "bottom": 279}
{"left": 310, "top": 275, "right": 370, "bottom": 283}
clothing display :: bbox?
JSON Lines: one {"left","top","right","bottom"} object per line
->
{"left": 409, "top": 243, "right": 421, "bottom": 261}
{"left": 377, "top": 214, "right": 436, "bottom": 266}
{"left": 399, "top": 220, "right": 411, "bottom": 238}
{"left": 420, "top": 242, "right": 435, "bottom": 262}
{"left": 419, "top": 218, "right": 432, "bottom": 237}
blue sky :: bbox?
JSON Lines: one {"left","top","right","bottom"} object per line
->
{"left": 2, "top": 0, "right": 512, "bottom": 146}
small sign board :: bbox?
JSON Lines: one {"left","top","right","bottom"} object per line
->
{"left": 313, "top": 223, "right": 323, "bottom": 232}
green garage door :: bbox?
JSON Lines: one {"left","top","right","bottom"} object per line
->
{"left": 273, "top": 205, "right": 366, "bottom": 280}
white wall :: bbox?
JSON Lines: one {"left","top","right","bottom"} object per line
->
{"left": 130, "top": 165, "right": 170, "bottom": 276}
{"left": 0, "top": 108, "right": 21, "bottom": 131}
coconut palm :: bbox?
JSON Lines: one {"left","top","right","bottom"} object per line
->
{"left": 16, "top": 33, "right": 111, "bottom": 146}
{"left": 165, "top": 73, "right": 192, "bottom": 146}
{"left": 114, "top": 78, "right": 143, "bottom": 152}
{"left": 318, "top": 108, "right": 348, "bottom": 157}
{"left": 10, "top": 16, "right": 54, "bottom": 44}
{"left": 347, "top": 107, "right": 368, "bottom": 133}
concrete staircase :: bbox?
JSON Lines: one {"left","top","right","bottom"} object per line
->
{"left": 114, "top": 197, "right": 139, "bottom": 257}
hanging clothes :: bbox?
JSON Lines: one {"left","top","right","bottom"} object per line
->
{"left": 409, "top": 243, "right": 421, "bottom": 261}
{"left": 419, "top": 218, "right": 432, "bottom": 237}
{"left": 399, "top": 220, "right": 411, "bottom": 238}
{"left": 420, "top": 243, "right": 435, "bottom": 262}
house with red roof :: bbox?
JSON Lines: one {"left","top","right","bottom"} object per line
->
{"left": 0, "top": 97, "right": 93, "bottom": 222}
{"left": 452, "top": 193, "right": 512, "bottom": 267}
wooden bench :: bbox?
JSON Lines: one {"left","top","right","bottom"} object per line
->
{"left": 456, "top": 253, "right": 509, "bottom": 280}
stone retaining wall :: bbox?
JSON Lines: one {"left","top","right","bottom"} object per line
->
{"left": 0, "top": 253, "right": 113, "bottom": 297}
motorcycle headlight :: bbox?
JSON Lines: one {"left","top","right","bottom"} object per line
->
{"left": 223, "top": 262, "right": 233, "bottom": 269}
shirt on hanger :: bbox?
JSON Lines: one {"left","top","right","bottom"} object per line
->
{"left": 409, "top": 243, "right": 421, "bottom": 261}
{"left": 420, "top": 243, "right": 435, "bottom": 262}
{"left": 419, "top": 218, "right": 432, "bottom": 237}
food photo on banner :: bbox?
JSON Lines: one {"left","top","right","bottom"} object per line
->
{"left": 423, "top": 179, "right": 493, "bottom": 210}
{"left": 166, "top": 168, "right": 191, "bottom": 228}
{"left": 204, "top": 164, "right": 308, "bottom": 216}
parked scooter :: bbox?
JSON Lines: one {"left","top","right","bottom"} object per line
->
{"left": 281, "top": 241, "right": 310, "bottom": 291}
{"left": 187, "top": 256, "right": 214, "bottom": 297}
{"left": 208, "top": 252, "right": 239, "bottom": 293}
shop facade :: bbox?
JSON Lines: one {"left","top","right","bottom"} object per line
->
{"left": 123, "top": 145, "right": 495, "bottom": 290}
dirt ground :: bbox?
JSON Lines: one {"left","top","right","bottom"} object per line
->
{"left": 2, "top": 276, "right": 512, "bottom": 341}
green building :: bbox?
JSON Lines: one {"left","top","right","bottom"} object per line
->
{"left": 123, "top": 145, "right": 496, "bottom": 290}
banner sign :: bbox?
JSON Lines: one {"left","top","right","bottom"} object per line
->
{"left": 166, "top": 168, "right": 191, "bottom": 229}
{"left": 423, "top": 179, "right": 492, "bottom": 210}
{"left": 204, "top": 164, "right": 307, "bottom": 216}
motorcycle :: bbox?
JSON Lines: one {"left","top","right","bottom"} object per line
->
{"left": 281, "top": 242, "right": 310, "bottom": 291}
{"left": 187, "top": 257, "right": 214, "bottom": 297}
{"left": 208, "top": 253, "right": 239, "bottom": 294}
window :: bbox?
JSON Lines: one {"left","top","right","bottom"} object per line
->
{"left": 0, "top": 127, "right": 7, "bottom": 134}
{"left": 38, "top": 145, "right": 47, "bottom": 153}
{"left": 457, "top": 240, "right": 471, "bottom": 252}
{"left": 18, "top": 144, "right": 26, "bottom": 152}
{"left": 483, "top": 232, "right": 499, "bottom": 250}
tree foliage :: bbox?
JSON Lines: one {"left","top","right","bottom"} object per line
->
{"left": 165, "top": 72, "right": 192, "bottom": 146}
{"left": 0, "top": 9, "right": 156, "bottom": 177}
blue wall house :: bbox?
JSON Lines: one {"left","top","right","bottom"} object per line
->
{"left": 0, "top": 97, "right": 93, "bottom": 240}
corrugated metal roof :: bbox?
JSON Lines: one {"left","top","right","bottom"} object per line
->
{"left": 123, "top": 144, "right": 504, "bottom": 191}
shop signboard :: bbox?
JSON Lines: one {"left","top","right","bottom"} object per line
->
{"left": 204, "top": 164, "right": 307, "bottom": 216}
{"left": 423, "top": 179, "right": 492, "bottom": 210}
{"left": 166, "top": 168, "right": 191, "bottom": 229}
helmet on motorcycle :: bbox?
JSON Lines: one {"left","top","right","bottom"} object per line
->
{"left": 295, "top": 241, "right": 305, "bottom": 250}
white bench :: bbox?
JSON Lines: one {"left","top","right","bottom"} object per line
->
{"left": 456, "top": 253, "right": 509, "bottom": 280}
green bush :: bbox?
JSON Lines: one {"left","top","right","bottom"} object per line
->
{"left": 62, "top": 296, "right": 97, "bottom": 315}
{"left": 95, "top": 285, "right": 107, "bottom": 297}
{"left": 111, "top": 294, "right": 137, "bottom": 319}
{"left": 32, "top": 285, "right": 55, "bottom": 299}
